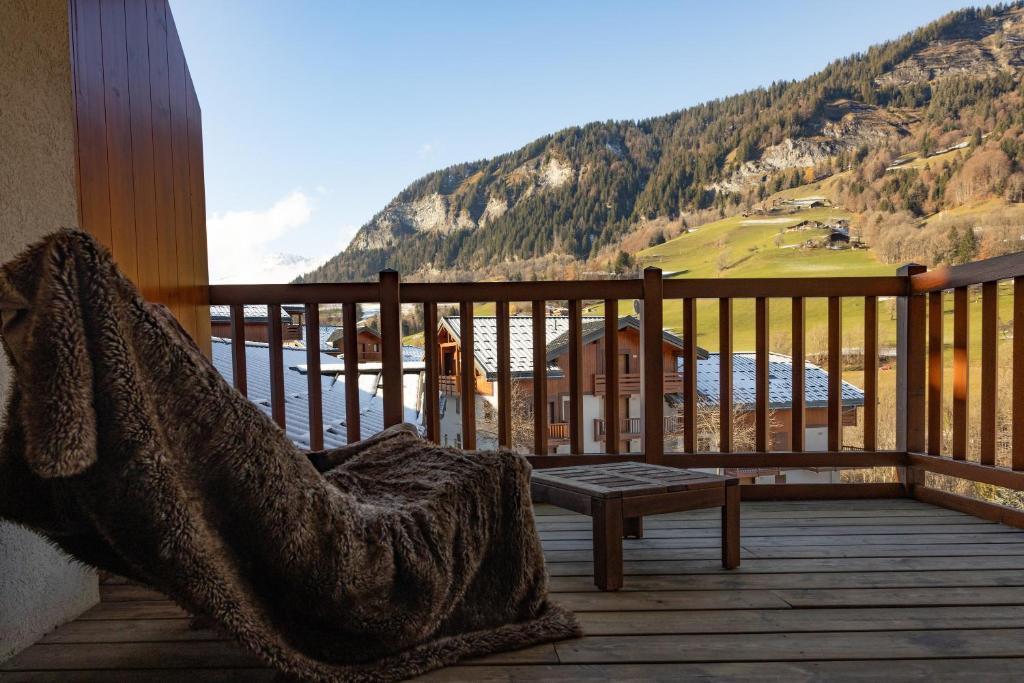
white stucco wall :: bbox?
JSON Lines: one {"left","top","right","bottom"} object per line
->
{"left": 0, "top": 0, "right": 100, "bottom": 661}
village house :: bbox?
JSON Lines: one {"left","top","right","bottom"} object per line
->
{"left": 437, "top": 315, "right": 692, "bottom": 454}
{"left": 435, "top": 315, "right": 864, "bottom": 483}
{"left": 209, "top": 304, "right": 300, "bottom": 343}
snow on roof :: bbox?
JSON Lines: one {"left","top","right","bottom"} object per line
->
{"left": 210, "top": 337, "right": 423, "bottom": 450}
{"left": 440, "top": 315, "right": 588, "bottom": 381}
{"left": 209, "top": 305, "right": 290, "bottom": 322}
{"left": 693, "top": 352, "right": 864, "bottom": 410}
{"left": 298, "top": 324, "right": 340, "bottom": 352}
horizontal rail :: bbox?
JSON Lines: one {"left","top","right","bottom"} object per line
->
{"left": 907, "top": 452, "right": 1024, "bottom": 492}
{"left": 910, "top": 251, "right": 1024, "bottom": 293}
{"left": 401, "top": 280, "right": 644, "bottom": 302}
{"left": 210, "top": 283, "right": 379, "bottom": 305}
{"left": 663, "top": 276, "right": 906, "bottom": 298}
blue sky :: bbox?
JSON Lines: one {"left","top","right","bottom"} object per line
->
{"left": 170, "top": 0, "right": 977, "bottom": 283}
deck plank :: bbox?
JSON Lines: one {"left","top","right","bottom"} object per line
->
{"left": 8, "top": 498, "right": 1024, "bottom": 682}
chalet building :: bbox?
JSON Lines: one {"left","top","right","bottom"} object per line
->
{"left": 325, "top": 324, "right": 383, "bottom": 361}
{"left": 209, "top": 305, "right": 300, "bottom": 344}
{"left": 437, "top": 315, "right": 698, "bottom": 454}
{"left": 435, "top": 315, "right": 865, "bottom": 484}
{"left": 693, "top": 352, "right": 864, "bottom": 485}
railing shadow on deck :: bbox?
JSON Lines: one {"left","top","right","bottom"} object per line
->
{"left": 208, "top": 252, "right": 1024, "bottom": 526}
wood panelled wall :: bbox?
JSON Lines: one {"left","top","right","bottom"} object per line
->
{"left": 68, "top": 0, "right": 210, "bottom": 351}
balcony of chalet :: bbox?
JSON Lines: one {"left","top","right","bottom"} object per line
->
{"left": 9, "top": 1, "right": 1024, "bottom": 680}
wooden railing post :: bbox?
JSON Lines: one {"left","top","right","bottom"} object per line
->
{"left": 896, "top": 264, "right": 926, "bottom": 491}
{"left": 379, "top": 269, "right": 403, "bottom": 427}
{"left": 423, "top": 302, "right": 440, "bottom": 443}
{"left": 603, "top": 299, "right": 620, "bottom": 454}
{"left": 641, "top": 267, "right": 664, "bottom": 465}
{"left": 303, "top": 303, "right": 324, "bottom": 450}
{"left": 228, "top": 304, "right": 247, "bottom": 397}
{"left": 267, "top": 304, "right": 286, "bottom": 429}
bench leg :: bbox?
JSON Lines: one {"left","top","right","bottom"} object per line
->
{"left": 593, "top": 498, "right": 624, "bottom": 591}
{"left": 623, "top": 516, "right": 644, "bottom": 538}
{"left": 722, "top": 484, "right": 740, "bottom": 569}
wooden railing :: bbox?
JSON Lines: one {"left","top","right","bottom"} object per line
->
{"left": 548, "top": 422, "right": 570, "bottom": 441}
{"left": 594, "top": 417, "right": 676, "bottom": 440}
{"left": 594, "top": 372, "right": 684, "bottom": 395}
{"left": 207, "top": 252, "right": 1024, "bottom": 518}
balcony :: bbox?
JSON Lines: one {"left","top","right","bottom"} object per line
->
{"left": 11, "top": 254, "right": 1024, "bottom": 679}
{"left": 594, "top": 371, "right": 685, "bottom": 395}
{"left": 594, "top": 416, "right": 678, "bottom": 441}
{"left": 6, "top": 497, "right": 1024, "bottom": 679}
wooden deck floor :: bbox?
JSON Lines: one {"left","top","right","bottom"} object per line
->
{"left": 6, "top": 498, "right": 1024, "bottom": 681}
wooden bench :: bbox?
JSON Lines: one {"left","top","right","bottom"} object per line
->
{"left": 531, "top": 462, "right": 740, "bottom": 590}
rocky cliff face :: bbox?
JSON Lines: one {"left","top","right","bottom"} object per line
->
{"left": 300, "top": 3, "right": 1024, "bottom": 283}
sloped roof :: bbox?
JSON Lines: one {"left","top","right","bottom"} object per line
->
{"left": 299, "top": 324, "right": 340, "bottom": 352}
{"left": 693, "top": 352, "right": 864, "bottom": 410}
{"left": 209, "top": 305, "right": 290, "bottom": 323}
{"left": 210, "top": 338, "right": 423, "bottom": 450}
{"left": 545, "top": 315, "right": 705, "bottom": 361}
{"left": 440, "top": 315, "right": 592, "bottom": 381}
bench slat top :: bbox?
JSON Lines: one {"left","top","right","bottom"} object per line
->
{"left": 532, "top": 462, "right": 736, "bottom": 499}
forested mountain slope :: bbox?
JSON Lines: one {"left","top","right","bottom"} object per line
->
{"left": 300, "top": 4, "right": 1024, "bottom": 283}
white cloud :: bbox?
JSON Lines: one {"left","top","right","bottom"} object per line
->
{"left": 207, "top": 191, "right": 316, "bottom": 284}
{"left": 417, "top": 142, "right": 435, "bottom": 158}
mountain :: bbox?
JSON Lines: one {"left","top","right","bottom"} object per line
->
{"left": 299, "top": 4, "right": 1024, "bottom": 283}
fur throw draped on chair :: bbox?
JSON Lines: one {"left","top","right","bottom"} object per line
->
{"left": 0, "top": 229, "right": 579, "bottom": 682}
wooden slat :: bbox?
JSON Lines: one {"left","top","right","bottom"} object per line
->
{"left": 754, "top": 297, "right": 769, "bottom": 452}
{"left": 927, "top": 291, "right": 943, "bottom": 455}
{"left": 209, "top": 283, "right": 381, "bottom": 305}
{"left": 493, "top": 301, "right": 511, "bottom": 448}
{"left": 665, "top": 451, "right": 905, "bottom": 470}
{"left": 952, "top": 286, "right": 969, "bottom": 461}
{"left": 911, "top": 251, "right": 1024, "bottom": 293}
{"left": 165, "top": 9, "right": 197, "bottom": 338}
{"left": 124, "top": 0, "right": 160, "bottom": 302}
{"left": 423, "top": 303, "right": 440, "bottom": 443}
{"left": 303, "top": 304, "right": 323, "bottom": 451}
{"left": 719, "top": 298, "right": 733, "bottom": 453}
{"left": 981, "top": 281, "right": 998, "bottom": 466}
{"left": 402, "top": 280, "right": 644, "bottom": 303}
{"left": 896, "top": 264, "right": 927, "bottom": 455}
{"left": 907, "top": 452, "right": 1024, "bottom": 492}
{"left": 378, "top": 270, "right": 403, "bottom": 428}
{"left": 740, "top": 483, "right": 906, "bottom": 501}
{"left": 228, "top": 304, "right": 246, "bottom": 397}
{"left": 663, "top": 277, "right": 906, "bottom": 299}
{"left": 342, "top": 302, "right": 360, "bottom": 443}
{"left": 98, "top": 0, "right": 140, "bottom": 285}
{"left": 642, "top": 268, "right": 664, "bottom": 465}
{"left": 533, "top": 301, "right": 548, "bottom": 455}
{"left": 827, "top": 296, "right": 842, "bottom": 451}
{"left": 568, "top": 299, "right": 584, "bottom": 454}
{"left": 682, "top": 298, "right": 697, "bottom": 453}
{"left": 267, "top": 304, "right": 285, "bottom": 429}
{"left": 914, "top": 487, "right": 1024, "bottom": 530}
{"left": 72, "top": 0, "right": 113, "bottom": 249}
{"left": 863, "top": 295, "right": 877, "bottom": 451}
{"left": 184, "top": 73, "right": 211, "bottom": 352}
{"left": 1016, "top": 276, "right": 1024, "bottom": 471}
{"left": 145, "top": 0, "right": 181, "bottom": 321}
{"left": 458, "top": 301, "right": 476, "bottom": 450}
{"left": 790, "top": 297, "right": 805, "bottom": 452}
{"left": 603, "top": 299, "right": 619, "bottom": 454}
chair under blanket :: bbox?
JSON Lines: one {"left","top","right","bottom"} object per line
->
{"left": 0, "top": 229, "right": 579, "bottom": 683}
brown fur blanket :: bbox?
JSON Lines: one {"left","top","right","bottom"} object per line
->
{"left": 0, "top": 230, "right": 579, "bottom": 681}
